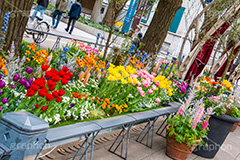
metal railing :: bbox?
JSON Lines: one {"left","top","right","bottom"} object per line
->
{"left": 25, "top": 28, "right": 113, "bottom": 52}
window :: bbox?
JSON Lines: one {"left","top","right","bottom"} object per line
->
{"left": 168, "top": 7, "right": 185, "bottom": 33}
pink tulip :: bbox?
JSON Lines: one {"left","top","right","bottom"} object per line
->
{"left": 155, "top": 81, "right": 160, "bottom": 86}
{"left": 137, "top": 87, "right": 143, "bottom": 92}
{"left": 151, "top": 72, "right": 156, "bottom": 77}
{"left": 148, "top": 89, "right": 153, "bottom": 94}
{"left": 155, "top": 98, "right": 161, "bottom": 103}
{"left": 140, "top": 91, "right": 145, "bottom": 97}
{"left": 152, "top": 85, "right": 157, "bottom": 90}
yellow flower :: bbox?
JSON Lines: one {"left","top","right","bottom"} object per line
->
{"left": 128, "top": 77, "right": 133, "bottom": 83}
{"left": 133, "top": 78, "right": 139, "bottom": 84}
{"left": 121, "top": 78, "right": 127, "bottom": 84}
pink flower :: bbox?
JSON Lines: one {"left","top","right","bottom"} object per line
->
{"left": 155, "top": 81, "right": 160, "bottom": 86}
{"left": 155, "top": 98, "right": 161, "bottom": 103}
{"left": 152, "top": 85, "right": 157, "bottom": 90}
{"left": 137, "top": 87, "right": 143, "bottom": 92}
{"left": 137, "top": 83, "right": 141, "bottom": 86}
{"left": 191, "top": 105, "right": 205, "bottom": 129}
{"left": 102, "top": 70, "right": 106, "bottom": 77}
{"left": 151, "top": 72, "right": 156, "bottom": 77}
{"left": 140, "top": 91, "right": 145, "bottom": 97}
{"left": 142, "top": 74, "right": 147, "bottom": 79}
{"left": 153, "top": 67, "right": 157, "bottom": 73}
{"left": 149, "top": 75, "right": 155, "bottom": 81}
{"left": 148, "top": 89, "right": 153, "bottom": 94}
{"left": 207, "top": 107, "right": 213, "bottom": 115}
{"left": 177, "top": 106, "right": 184, "bottom": 115}
{"left": 202, "top": 118, "right": 209, "bottom": 131}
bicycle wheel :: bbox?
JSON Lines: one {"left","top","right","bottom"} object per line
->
{"left": 32, "top": 21, "right": 49, "bottom": 44}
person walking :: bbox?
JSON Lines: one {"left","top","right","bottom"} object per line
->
{"left": 52, "top": 0, "right": 68, "bottom": 29}
{"left": 65, "top": 0, "right": 82, "bottom": 34}
{"left": 31, "top": 0, "right": 49, "bottom": 20}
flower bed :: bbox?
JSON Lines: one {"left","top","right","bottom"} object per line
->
{"left": 0, "top": 40, "right": 185, "bottom": 127}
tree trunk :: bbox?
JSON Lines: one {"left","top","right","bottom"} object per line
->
{"left": 0, "top": 0, "right": 34, "bottom": 56}
{"left": 141, "top": 0, "right": 182, "bottom": 63}
{"left": 102, "top": 0, "right": 115, "bottom": 27}
{"left": 221, "top": 57, "right": 232, "bottom": 81}
{"left": 91, "top": 0, "right": 103, "bottom": 23}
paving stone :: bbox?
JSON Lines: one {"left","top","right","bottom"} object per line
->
{"left": 140, "top": 148, "right": 171, "bottom": 160}
{"left": 36, "top": 118, "right": 240, "bottom": 160}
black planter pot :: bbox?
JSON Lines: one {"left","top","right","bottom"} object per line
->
{"left": 193, "top": 115, "right": 240, "bottom": 158}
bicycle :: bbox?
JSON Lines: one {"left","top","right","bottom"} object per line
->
{"left": 26, "top": 16, "right": 50, "bottom": 44}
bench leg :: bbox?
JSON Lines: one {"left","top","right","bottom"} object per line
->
{"left": 136, "top": 117, "right": 158, "bottom": 148}
{"left": 108, "top": 123, "right": 134, "bottom": 160}
{"left": 72, "top": 131, "right": 99, "bottom": 160}
{"left": 156, "top": 113, "right": 175, "bottom": 137}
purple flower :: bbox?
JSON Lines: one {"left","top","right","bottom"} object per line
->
{"left": 0, "top": 74, "right": 3, "bottom": 79}
{"left": 24, "top": 81, "right": 31, "bottom": 89}
{"left": 13, "top": 74, "right": 20, "bottom": 82}
{"left": 0, "top": 90, "right": 2, "bottom": 96}
{"left": 0, "top": 80, "right": 6, "bottom": 88}
{"left": 69, "top": 103, "right": 76, "bottom": 109}
{"left": 10, "top": 85, "right": 15, "bottom": 89}
{"left": 19, "top": 78, "right": 27, "bottom": 85}
{"left": 163, "top": 102, "right": 169, "bottom": 106}
{"left": 1, "top": 97, "right": 9, "bottom": 104}
{"left": 0, "top": 106, "right": 1, "bottom": 111}
{"left": 26, "top": 67, "right": 33, "bottom": 74}
{"left": 28, "top": 78, "right": 34, "bottom": 83}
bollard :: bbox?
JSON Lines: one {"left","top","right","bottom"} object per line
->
{"left": 0, "top": 111, "right": 49, "bottom": 160}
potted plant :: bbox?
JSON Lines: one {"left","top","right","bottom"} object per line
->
{"left": 193, "top": 94, "right": 240, "bottom": 158}
{"left": 166, "top": 90, "right": 211, "bottom": 160}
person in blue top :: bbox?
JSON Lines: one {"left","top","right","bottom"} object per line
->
{"left": 31, "top": 0, "right": 49, "bottom": 20}
{"left": 65, "top": 0, "right": 82, "bottom": 34}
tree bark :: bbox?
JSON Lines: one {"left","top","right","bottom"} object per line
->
{"left": 141, "top": 0, "right": 182, "bottom": 63}
{"left": 102, "top": 0, "right": 116, "bottom": 27}
{"left": 0, "top": 0, "right": 34, "bottom": 56}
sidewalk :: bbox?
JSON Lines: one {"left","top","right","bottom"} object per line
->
{"left": 35, "top": 118, "right": 240, "bottom": 160}
{"left": 23, "top": 10, "right": 99, "bottom": 50}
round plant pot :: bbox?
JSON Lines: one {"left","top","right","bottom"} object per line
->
{"left": 166, "top": 126, "right": 201, "bottom": 160}
{"left": 193, "top": 115, "right": 240, "bottom": 158}
{"left": 230, "top": 122, "right": 240, "bottom": 132}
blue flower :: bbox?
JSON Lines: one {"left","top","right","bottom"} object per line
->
{"left": 63, "top": 47, "right": 69, "bottom": 53}
{"left": 129, "top": 44, "right": 135, "bottom": 54}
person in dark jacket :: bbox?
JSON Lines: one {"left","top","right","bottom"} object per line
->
{"left": 31, "top": 0, "right": 49, "bottom": 20}
{"left": 65, "top": 0, "right": 82, "bottom": 34}
{"left": 52, "top": 0, "right": 68, "bottom": 29}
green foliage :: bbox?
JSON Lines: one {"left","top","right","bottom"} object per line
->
{"left": 167, "top": 115, "right": 208, "bottom": 147}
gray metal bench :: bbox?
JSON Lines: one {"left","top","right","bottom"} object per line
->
{"left": 127, "top": 110, "right": 159, "bottom": 148}
{"left": 93, "top": 115, "right": 136, "bottom": 160}
{"left": 41, "top": 122, "right": 101, "bottom": 160}
{"left": 36, "top": 103, "right": 180, "bottom": 160}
